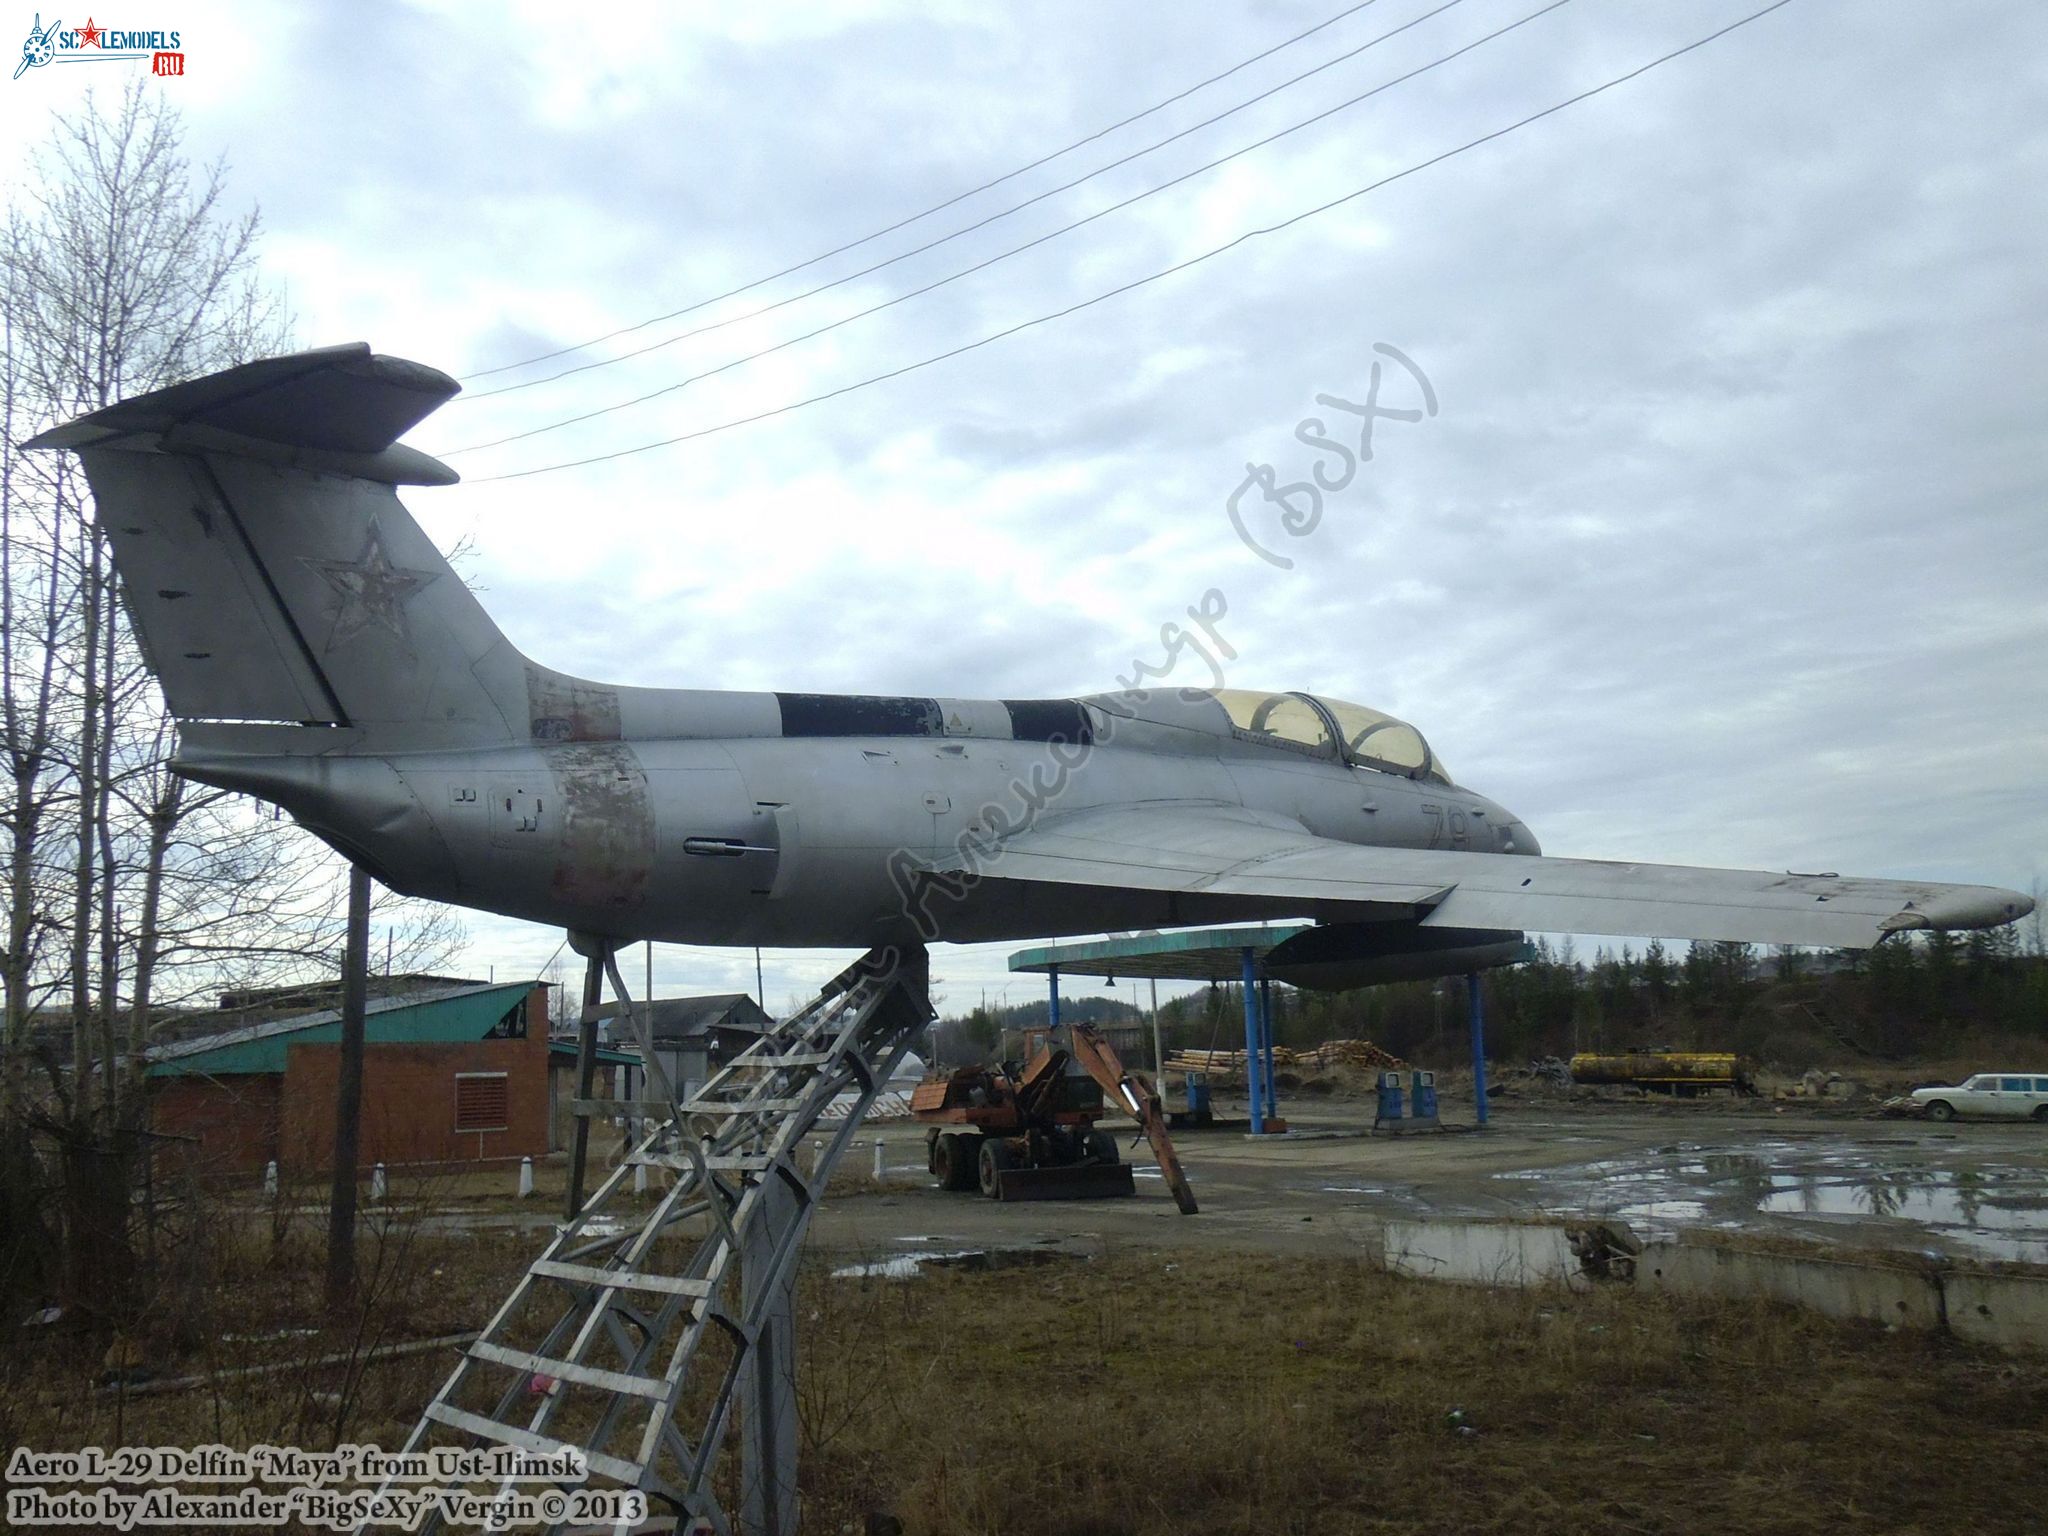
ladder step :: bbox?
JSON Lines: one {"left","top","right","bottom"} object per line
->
{"left": 706, "top": 1153, "right": 777, "bottom": 1172}
{"left": 423, "top": 1402, "right": 643, "bottom": 1487}
{"left": 468, "top": 1341, "right": 671, "bottom": 1402}
{"left": 529, "top": 1259, "right": 713, "bottom": 1298}
{"left": 733, "top": 1050, "right": 835, "bottom": 1069}
{"left": 627, "top": 1151, "right": 774, "bottom": 1173}
{"left": 680, "top": 1096, "right": 808, "bottom": 1115}
{"left": 568, "top": 1098, "right": 671, "bottom": 1120}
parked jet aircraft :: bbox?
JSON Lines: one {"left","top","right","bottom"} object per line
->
{"left": 27, "top": 346, "right": 2032, "bottom": 988}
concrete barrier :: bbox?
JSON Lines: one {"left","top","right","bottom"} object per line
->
{"left": 1378, "top": 1219, "right": 1590, "bottom": 1292}
{"left": 1943, "top": 1267, "right": 2048, "bottom": 1351}
{"left": 1635, "top": 1239, "right": 1944, "bottom": 1332}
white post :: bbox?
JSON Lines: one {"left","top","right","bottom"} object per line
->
{"left": 370, "top": 1163, "right": 387, "bottom": 1203}
{"left": 634, "top": 1163, "right": 648, "bottom": 1195}
{"left": 518, "top": 1156, "right": 535, "bottom": 1198}
{"left": 872, "top": 1138, "right": 884, "bottom": 1179}
{"left": 263, "top": 1160, "right": 278, "bottom": 1199}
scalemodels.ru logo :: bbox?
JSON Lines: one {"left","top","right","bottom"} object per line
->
{"left": 14, "top": 13, "right": 185, "bottom": 79}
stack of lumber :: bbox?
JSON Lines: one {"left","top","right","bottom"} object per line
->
{"left": 1297, "top": 1038, "right": 1406, "bottom": 1073}
{"left": 1162, "top": 1047, "right": 1276, "bottom": 1078}
{"left": 1161, "top": 1038, "right": 1404, "bottom": 1082}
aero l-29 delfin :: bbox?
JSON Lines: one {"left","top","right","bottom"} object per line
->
{"left": 27, "top": 346, "right": 2034, "bottom": 988}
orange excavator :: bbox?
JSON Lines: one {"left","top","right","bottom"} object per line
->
{"left": 911, "top": 1024, "right": 1199, "bottom": 1213}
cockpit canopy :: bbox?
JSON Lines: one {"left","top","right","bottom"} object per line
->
{"left": 1207, "top": 688, "right": 1450, "bottom": 784}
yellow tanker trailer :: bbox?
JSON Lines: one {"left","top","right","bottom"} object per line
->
{"left": 1568, "top": 1050, "right": 1753, "bottom": 1096}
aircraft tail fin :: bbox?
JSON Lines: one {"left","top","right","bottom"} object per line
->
{"left": 26, "top": 344, "right": 527, "bottom": 746}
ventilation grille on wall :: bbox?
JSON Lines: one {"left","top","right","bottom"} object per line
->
{"left": 454, "top": 1071, "right": 509, "bottom": 1133}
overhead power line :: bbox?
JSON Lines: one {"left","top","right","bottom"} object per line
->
{"left": 460, "top": 0, "right": 1391, "bottom": 382}
{"left": 460, "top": 0, "right": 1471, "bottom": 404}
{"left": 462, "top": 0, "right": 1797, "bottom": 487}
{"left": 442, "top": 0, "right": 1557, "bottom": 456}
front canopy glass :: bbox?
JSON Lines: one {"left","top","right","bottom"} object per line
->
{"left": 1207, "top": 688, "right": 1449, "bottom": 783}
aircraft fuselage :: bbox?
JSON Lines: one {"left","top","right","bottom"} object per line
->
{"left": 178, "top": 689, "right": 1535, "bottom": 950}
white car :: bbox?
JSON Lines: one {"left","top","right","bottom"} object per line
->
{"left": 1910, "top": 1074, "right": 2048, "bottom": 1123}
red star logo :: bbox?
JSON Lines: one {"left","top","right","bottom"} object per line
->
{"left": 76, "top": 18, "right": 103, "bottom": 47}
{"left": 302, "top": 517, "right": 440, "bottom": 652}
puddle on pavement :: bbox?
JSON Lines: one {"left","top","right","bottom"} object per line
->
{"left": 1488, "top": 1136, "right": 2048, "bottom": 1263}
{"left": 830, "top": 1247, "right": 1081, "bottom": 1281}
{"left": 1755, "top": 1172, "right": 2048, "bottom": 1262}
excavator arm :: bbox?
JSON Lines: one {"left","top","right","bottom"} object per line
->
{"left": 1068, "top": 1026, "right": 1200, "bottom": 1215}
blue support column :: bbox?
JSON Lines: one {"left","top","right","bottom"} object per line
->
{"left": 1467, "top": 970, "right": 1489, "bottom": 1127}
{"left": 1259, "top": 977, "right": 1278, "bottom": 1123}
{"left": 1241, "top": 948, "right": 1264, "bottom": 1135}
{"left": 1047, "top": 966, "right": 1061, "bottom": 1042}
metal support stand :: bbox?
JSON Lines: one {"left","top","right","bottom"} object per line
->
{"left": 395, "top": 942, "right": 933, "bottom": 1536}
{"left": 740, "top": 1174, "right": 800, "bottom": 1536}
{"left": 565, "top": 944, "right": 604, "bottom": 1220}
{"left": 1467, "top": 970, "right": 1489, "bottom": 1128}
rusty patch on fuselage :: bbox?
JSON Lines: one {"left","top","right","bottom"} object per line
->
{"left": 548, "top": 743, "right": 652, "bottom": 909}
{"left": 527, "top": 664, "right": 623, "bottom": 742}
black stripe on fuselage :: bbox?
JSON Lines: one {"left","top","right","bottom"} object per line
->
{"left": 776, "top": 693, "right": 943, "bottom": 736}
{"left": 1001, "top": 699, "right": 1093, "bottom": 745}
{"left": 770, "top": 693, "right": 1095, "bottom": 745}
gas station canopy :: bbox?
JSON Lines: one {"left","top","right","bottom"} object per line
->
{"left": 1006, "top": 924, "right": 1311, "bottom": 983}
{"left": 1008, "top": 922, "right": 1502, "bottom": 1136}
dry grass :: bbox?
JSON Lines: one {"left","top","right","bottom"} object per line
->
{"left": 4, "top": 1214, "right": 2043, "bottom": 1535}
{"left": 796, "top": 1248, "right": 2048, "bottom": 1536}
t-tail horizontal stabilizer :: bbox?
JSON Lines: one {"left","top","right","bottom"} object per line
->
{"left": 24, "top": 344, "right": 530, "bottom": 748}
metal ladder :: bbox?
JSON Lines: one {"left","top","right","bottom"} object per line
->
{"left": 394, "top": 943, "right": 931, "bottom": 1536}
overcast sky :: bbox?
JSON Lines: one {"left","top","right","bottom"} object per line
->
{"left": 7, "top": 0, "right": 2044, "bottom": 1016}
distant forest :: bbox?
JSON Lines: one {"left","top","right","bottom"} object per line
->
{"left": 937, "top": 930, "right": 2048, "bottom": 1071}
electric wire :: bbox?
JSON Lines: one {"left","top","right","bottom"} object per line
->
{"left": 464, "top": 0, "right": 1796, "bottom": 486}
{"left": 442, "top": 0, "right": 1555, "bottom": 456}
{"left": 459, "top": 0, "right": 1391, "bottom": 382}
{"left": 460, "top": 0, "right": 1468, "bottom": 404}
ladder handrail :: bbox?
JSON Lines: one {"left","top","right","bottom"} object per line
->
{"left": 386, "top": 943, "right": 931, "bottom": 1536}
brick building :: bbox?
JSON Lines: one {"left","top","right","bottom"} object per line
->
{"left": 148, "top": 979, "right": 550, "bottom": 1174}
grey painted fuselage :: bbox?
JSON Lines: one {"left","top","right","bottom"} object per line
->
{"left": 179, "top": 691, "right": 1534, "bottom": 949}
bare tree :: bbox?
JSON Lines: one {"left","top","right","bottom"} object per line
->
{"left": 0, "top": 83, "right": 463, "bottom": 1329}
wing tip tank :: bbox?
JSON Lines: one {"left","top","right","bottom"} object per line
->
{"left": 1880, "top": 885, "right": 2035, "bottom": 935}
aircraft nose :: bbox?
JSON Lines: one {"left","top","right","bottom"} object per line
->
{"left": 1476, "top": 796, "right": 1540, "bottom": 855}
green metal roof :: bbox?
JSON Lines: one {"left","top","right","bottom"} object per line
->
{"left": 148, "top": 981, "right": 537, "bottom": 1077}
{"left": 548, "top": 1040, "right": 641, "bottom": 1068}
{"left": 1007, "top": 924, "right": 1311, "bottom": 983}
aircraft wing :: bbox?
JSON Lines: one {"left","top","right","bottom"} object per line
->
{"left": 943, "top": 803, "right": 2029, "bottom": 949}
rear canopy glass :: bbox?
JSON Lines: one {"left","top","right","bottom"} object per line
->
{"left": 1205, "top": 689, "right": 1451, "bottom": 783}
